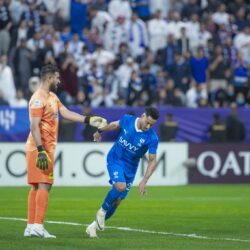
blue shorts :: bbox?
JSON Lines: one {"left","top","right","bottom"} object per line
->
{"left": 107, "top": 160, "right": 136, "bottom": 199}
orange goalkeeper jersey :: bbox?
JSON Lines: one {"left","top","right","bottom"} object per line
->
{"left": 26, "top": 87, "right": 64, "bottom": 152}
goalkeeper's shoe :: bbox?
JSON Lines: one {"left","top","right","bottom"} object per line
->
{"left": 86, "top": 221, "right": 98, "bottom": 238}
{"left": 24, "top": 225, "right": 32, "bottom": 237}
{"left": 30, "top": 224, "right": 56, "bottom": 238}
{"left": 96, "top": 208, "right": 106, "bottom": 231}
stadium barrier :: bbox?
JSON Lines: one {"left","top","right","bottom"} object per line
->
{"left": 1, "top": 143, "right": 249, "bottom": 186}
{"left": 0, "top": 143, "right": 188, "bottom": 186}
{"left": 1, "top": 107, "right": 250, "bottom": 142}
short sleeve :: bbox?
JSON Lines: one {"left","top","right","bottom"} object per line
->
{"left": 55, "top": 95, "right": 64, "bottom": 109}
{"left": 119, "top": 114, "right": 132, "bottom": 129}
{"left": 29, "top": 98, "right": 45, "bottom": 117}
{"left": 148, "top": 136, "right": 159, "bottom": 155}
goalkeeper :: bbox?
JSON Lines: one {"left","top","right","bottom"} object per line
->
{"left": 24, "top": 64, "right": 107, "bottom": 239}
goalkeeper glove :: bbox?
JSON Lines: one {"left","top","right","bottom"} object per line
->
{"left": 36, "top": 145, "right": 51, "bottom": 170}
{"left": 84, "top": 116, "right": 107, "bottom": 128}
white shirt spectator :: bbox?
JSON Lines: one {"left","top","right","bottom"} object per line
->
{"left": 212, "top": 12, "right": 229, "bottom": 26}
{"left": 53, "top": 32, "right": 64, "bottom": 58}
{"left": 186, "top": 85, "right": 207, "bottom": 108}
{"left": 68, "top": 34, "right": 85, "bottom": 60}
{"left": 186, "top": 21, "right": 200, "bottom": 39}
{"left": 27, "top": 34, "right": 44, "bottom": 52}
{"left": 148, "top": 17, "right": 168, "bottom": 53}
{"left": 116, "top": 57, "right": 138, "bottom": 90}
{"left": 234, "top": 30, "right": 250, "bottom": 66}
{"left": 128, "top": 17, "right": 148, "bottom": 58}
{"left": 91, "top": 10, "right": 112, "bottom": 40}
{"left": 9, "top": 90, "right": 28, "bottom": 107}
{"left": 76, "top": 51, "right": 92, "bottom": 78}
{"left": 189, "top": 28, "right": 212, "bottom": 53}
{"left": 104, "top": 19, "right": 129, "bottom": 54}
{"left": 91, "top": 47, "right": 115, "bottom": 69}
{"left": 0, "top": 63, "right": 16, "bottom": 102}
{"left": 108, "top": 0, "right": 132, "bottom": 20}
{"left": 149, "top": 0, "right": 170, "bottom": 18}
{"left": 166, "top": 20, "right": 185, "bottom": 40}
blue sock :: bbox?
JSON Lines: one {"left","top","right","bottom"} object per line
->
{"left": 101, "top": 186, "right": 121, "bottom": 211}
{"left": 105, "top": 205, "right": 117, "bottom": 220}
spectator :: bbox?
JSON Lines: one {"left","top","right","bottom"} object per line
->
{"left": 186, "top": 82, "right": 207, "bottom": 108}
{"left": 130, "top": 0, "right": 150, "bottom": 21}
{"left": 89, "top": 6, "right": 112, "bottom": 43}
{"left": 177, "top": 26, "right": 190, "bottom": 57}
{"left": 170, "top": 52, "right": 191, "bottom": 93}
{"left": 225, "top": 103, "right": 245, "bottom": 142}
{"left": 116, "top": 56, "right": 138, "bottom": 99}
{"left": 68, "top": 33, "right": 84, "bottom": 60}
{"left": 148, "top": 9, "right": 168, "bottom": 53}
{"left": 128, "top": 12, "right": 148, "bottom": 60}
{"left": 103, "top": 64, "right": 119, "bottom": 107}
{"left": 208, "top": 113, "right": 227, "bottom": 143}
{"left": 114, "top": 42, "right": 130, "bottom": 69}
{"left": 181, "top": 0, "right": 201, "bottom": 20}
{"left": 212, "top": 3, "right": 229, "bottom": 26}
{"left": 70, "top": 0, "right": 87, "bottom": 34}
{"left": 209, "top": 45, "right": 229, "bottom": 92}
{"left": 160, "top": 113, "right": 178, "bottom": 142}
{"left": 127, "top": 70, "right": 143, "bottom": 106}
{"left": 0, "top": 89, "right": 9, "bottom": 106}
{"left": 156, "top": 34, "right": 179, "bottom": 73}
{"left": 108, "top": 0, "right": 132, "bottom": 21}
{"left": 9, "top": 89, "right": 28, "bottom": 107}
{"left": 0, "top": 54, "right": 16, "bottom": 102}
{"left": 190, "top": 47, "right": 209, "bottom": 86}
{"left": 0, "top": 0, "right": 12, "bottom": 54}
{"left": 104, "top": 15, "right": 129, "bottom": 54}
{"left": 11, "top": 39, "right": 32, "bottom": 95}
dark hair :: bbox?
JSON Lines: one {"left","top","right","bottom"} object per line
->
{"left": 145, "top": 107, "right": 160, "bottom": 120}
{"left": 40, "top": 64, "right": 59, "bottom": 80}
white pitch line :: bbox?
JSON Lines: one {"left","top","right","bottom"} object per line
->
{"left": 0, "top": 216, "right": 250, "bottom": 244}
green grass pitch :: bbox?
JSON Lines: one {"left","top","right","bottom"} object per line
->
{"left": 0, "top": 185, "right": 250, "bottom": 250}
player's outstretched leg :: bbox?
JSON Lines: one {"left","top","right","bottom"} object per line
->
{"left": 105, "top": 197, "right": 123, "bottom": 221}
{"left": 96, "top": 184, "right": 125, "bottom": 231}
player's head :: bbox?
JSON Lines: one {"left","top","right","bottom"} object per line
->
{"left": 40, "top": 64, "right": 60, "bottom": 92}
{"left": 140, "top": 107, "right": 160, "bottom": 131}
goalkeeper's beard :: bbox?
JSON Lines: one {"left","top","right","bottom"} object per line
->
{"left": 49, "top": 83, "right": 59, "bottom": 93}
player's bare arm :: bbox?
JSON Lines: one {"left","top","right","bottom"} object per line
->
{"left": 139, "top": 153, "right": 157, "bottom": 196}
{"left": 59, "top": 106, "right": 107, "bottom": 127}
{"left": 93, "top": 121, "right": 120, "bottom": 142}
{"left": 59, "top": 106, "right": 86, "bottom": 123}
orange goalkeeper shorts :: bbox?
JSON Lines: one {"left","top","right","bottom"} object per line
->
{"left": 26, "top": 150, "right": 54, "bottom": 185}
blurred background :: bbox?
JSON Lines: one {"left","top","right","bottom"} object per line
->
{"left": 0, "top": 0, "right": 250, "bottom": 186}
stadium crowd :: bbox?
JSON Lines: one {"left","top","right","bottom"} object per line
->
{"left": 1, "top": 0, "right": 250, "bottom": 108}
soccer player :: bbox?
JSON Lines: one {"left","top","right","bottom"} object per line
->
{"left": 24, "top": 64, "right": 107, "bottom": 238}
{"left": 86, "top": 107, "right": 159, "bottom": 238}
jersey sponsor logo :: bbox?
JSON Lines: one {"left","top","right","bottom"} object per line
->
{"left": 119, "top": 136, "right": 139, "bottom": 152}
{"left": 113, "top": 171, "right": 119, "bottom": 179}
{"left": 32, "top": 99, "right": 42, "bottom": 108}
{"left": 123, "top": 129, "right": 127, "bottom": 134}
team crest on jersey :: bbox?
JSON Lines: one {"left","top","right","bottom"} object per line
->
{"left": 32, "top": 99, "right": 42, "bottom": 108}
{"left": 138, "top": 138, "right": 145, "bottom": 147}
